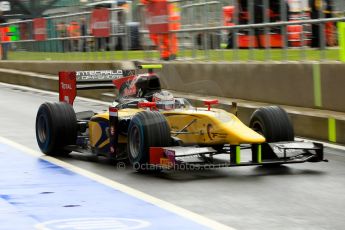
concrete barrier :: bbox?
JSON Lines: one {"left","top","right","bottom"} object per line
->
{"left": 159, "top": 62, "right": 315, "bottom": 108}
{"left": 320, "top": 63, "right": 345, "bottom": 112}
{"left": 158, "top": 61, "right": 345, "bottom": 113}
{"left": 0, "top": 61, "right": 344, "bottom": 112}
{"left": 0, "top": 68, "right": 58, "bottom": 91}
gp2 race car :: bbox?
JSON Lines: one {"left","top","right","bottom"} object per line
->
{"left": 35, "top": 64, "right": 327, "bottom": 171}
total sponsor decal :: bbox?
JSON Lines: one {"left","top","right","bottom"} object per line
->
{"left": 60, "top": 82, "right": 72, "bottom": 90}
{"left": 76, "top": 70, "right": 123, "bottom": 81}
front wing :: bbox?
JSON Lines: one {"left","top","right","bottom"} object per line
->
{"left": 149, "top": 141, "right": 326, "bottom": 170}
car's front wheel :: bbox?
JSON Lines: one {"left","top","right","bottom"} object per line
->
{"left": 250, "top": 106, "right": 294, "bottom": 142}
{"left": 127, "top": 111, "right": 171, "bottom": 171}
{"left": 250, "top": 106, "right": 294, "bottom": 160}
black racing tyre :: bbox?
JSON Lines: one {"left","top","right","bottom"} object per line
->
{"left": 250, "top": 106, "right": 294, "bottom": 160}
{"left": 127, "top": 111, "right": 171, "bottom": 170}
{"left": 35, "top": 102, "right": 77, "bottom": 156}
{"left": 250, "top": 106, "right": 294, "bottom": 142}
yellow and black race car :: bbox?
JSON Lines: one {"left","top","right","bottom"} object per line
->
{"left": 35, "top": 65, "right": 326, "bottom": 171}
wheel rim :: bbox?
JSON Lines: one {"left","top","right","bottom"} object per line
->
{"left": 37, "top": 115, "right": 48, "bottom": 144}
{"left": 129, "top": 125, "right": 141, "bottom": 159}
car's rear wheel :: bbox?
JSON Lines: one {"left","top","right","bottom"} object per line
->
{"left": 127, "top": 111, "right": 171, "bottom": 171}
{"left": 249, "top": 106, "right": 294, "bottom": 160}
{"left": 36, "top": 102, "right": 77, "bottom": 156}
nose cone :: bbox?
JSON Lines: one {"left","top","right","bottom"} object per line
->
{"left": 222, "top": 117, "right": 266, "bottom": 144}
{"left": 231, "top": 123, "right": 266, "bottom": 144}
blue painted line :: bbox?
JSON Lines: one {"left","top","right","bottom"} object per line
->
{"left": 0, "top": 143, "right": 210, "bottom": 230}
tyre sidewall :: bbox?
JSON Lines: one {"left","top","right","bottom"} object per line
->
{"left": 127, "top": 111, "right": 171, "bottom": 169}
{"left": 36, "top": 104, "right": 54, "bottom": 153}
{"left": 128, "top": 115, "right": 147, "bottom": 165}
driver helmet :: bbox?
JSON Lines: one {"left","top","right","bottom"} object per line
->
{"left": 152, "top": 90, "right": 175, "bottom": 110}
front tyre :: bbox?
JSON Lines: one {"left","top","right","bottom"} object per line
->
{"left": 127, "top": 111, "right": 171, "bottom": 170}
{"left": 250, "top": 106, "right": 294, "bottom": 160}
{"left": 35, "top": 102, "right": 77, "bottom": 156}
{"left": 250, "top": 106, "right": 294, "bottom": 142}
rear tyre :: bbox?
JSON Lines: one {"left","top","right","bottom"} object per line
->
{"left": 249, "top": 106, "right": 294, "bottom": 160}
{"left": 35, "top": 102, "right": 77, "bottom": 156}
{"left": 127, "top": 111, "right": 171, "bottom": 171}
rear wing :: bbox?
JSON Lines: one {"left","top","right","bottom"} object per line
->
{"left": 59, "top": 70, "right": 132, "bottom": 105}
{"left": 59, "top": 65, "right": 162, "bottom": 105}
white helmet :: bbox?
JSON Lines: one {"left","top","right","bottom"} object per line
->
{"left": 152, "top": 91, "right": 175, "bottom": 110}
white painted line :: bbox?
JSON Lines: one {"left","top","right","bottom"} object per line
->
{"left": 296, "top": 137, "right": 345, "bottom": 152}
{"left": 0, "top": 136, "right": 235, "bottom": 230}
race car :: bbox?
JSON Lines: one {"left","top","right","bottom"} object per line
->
{"left": 35, "top": 64, "right": 326, "bottom": 171}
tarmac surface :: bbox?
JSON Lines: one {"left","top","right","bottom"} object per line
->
{"left": 0, "top": 83, "right": 345, "bottom": 230}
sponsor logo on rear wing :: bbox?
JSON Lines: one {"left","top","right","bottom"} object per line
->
{"left": 59, "top": 69, "right": 137, "bottom": 105}
{"left": 76, "top": 70, "right": 136, "bottom": 81}
{"left": 72, "top": 65, "right": 161, "bottom": 82}
{"left": 59, "top": 67, "right": 160, "bottom": 105}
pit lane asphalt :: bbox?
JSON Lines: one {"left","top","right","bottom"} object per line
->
{"left": 1, "top": 83, "right": 345, "bottom": 230}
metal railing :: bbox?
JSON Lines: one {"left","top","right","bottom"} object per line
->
{"left": 0, "top": 7, "right": 135, "bottom": 61}
{"left": 0, "top": 0, "right": 344, "bottom": 62}
{"left": 164, "top": 17, "right": 345, "bottom": 61}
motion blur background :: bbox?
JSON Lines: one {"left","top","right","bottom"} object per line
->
{"left": 0, "top": 0, "right": 345, "bottom": 61}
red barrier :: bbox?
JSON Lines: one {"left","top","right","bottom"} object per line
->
{"left": 91, "top": 8, "right": 110, "bottom": 37}
{"left": 33, "top": 18, "right": 46, "bottom": 41}
{"left": 145, "top": 1, "right": 169, "bottom": 34}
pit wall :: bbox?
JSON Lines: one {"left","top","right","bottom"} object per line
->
{"left": 1, "top": 61, "right": 342, "bottom": 112}
{"left": 156, "top": 62, "right": 345, "bottom": 113}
